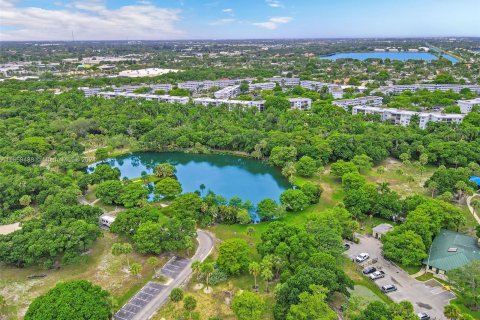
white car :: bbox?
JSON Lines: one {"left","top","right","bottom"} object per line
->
{"left": 355, "top": 252, "right": 370, "bottom": 263}
{"left": 369, "top": 270, "right": 385, "bottom": 280}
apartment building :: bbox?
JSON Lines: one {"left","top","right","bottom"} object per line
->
{"left": 374, "top": 84, "right": 480, "bottom": 95}
{"left": 112, "top": 84, "right": 173, "bottom": 93}
{"left": 249, "top": 82, "right": 276, "bottom": 91}
{"left": 96, "top": 92, "right": 189, "bottom": 104}
{"left": 79, "top": 87, "right": 101, "bottom": 97}
{"left": 299, "top": 80, "right": 344, "bottom": 98}
{"left": 178, "top": 78, "right": 255, "bottom": 92}
{"left": 332, "top": 96, "right": 383, "bottom": 111}
{"left": 266, "top": 77, "right": 301, "bottom": 86}
{"left": 214, "top": 85, "right": 240, "bottom": 99}
{"left": 288, "top": 98, "right": 312, "bottom": 110}
{"left": 193, "top": 98, "right": 266, "bottom": 111}
{"left": 353, "top": 106, "right": 465, "bottom": 129}
{"left": 458, "top": 98, "right": 480, "bottom": 114}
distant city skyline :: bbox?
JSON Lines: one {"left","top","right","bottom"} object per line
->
{"left": 1, "top": 0, "right": 480, "bottom": 41}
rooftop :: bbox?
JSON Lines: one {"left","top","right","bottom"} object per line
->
{"left": 372, "top": 223, "right": 394, "bottom": 234}
{"left": 424, "top": 229, "right": 480, "bottom": 272}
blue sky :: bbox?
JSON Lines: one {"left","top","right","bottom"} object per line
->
{"left": 1, "top": 0, "right": 479, "bottom": 40}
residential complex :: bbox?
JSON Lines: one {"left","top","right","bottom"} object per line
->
{"left": 266, "top": 77, "right": 301, "bottom": 86}
{"left": 214, "top": 85, "right": 240, "bottom": 99}
{"left": 177, "top": 78, "right": 255, "bottom": 92}
{"left": 193, "top": 98, "right": 266, "bottom": 111}
{"left": 97, "top": 92, "right": 190, "bottom": 104}
{"left": 458, "top": 98, "right": 480, "bottom": 113}
{"left": 352, "top": 105, "right": 465, "bottom": 129}
{"left": 288, "top": 98, "right": 312, "bottom": 110}
{"left": 374, "top": 84, "right": 480, "bottom": 95}
{"left": 332, "top": 96, "right": 383, "bottom": 111}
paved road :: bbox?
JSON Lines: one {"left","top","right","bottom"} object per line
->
{"left": 466, "top": 194, "right": 480, "bottom": 224}
{"left": 346, "top": 234, "right": 455, "bottom": 320}
{"left": 119, "top": 230, "right": 215, "bottom": 320}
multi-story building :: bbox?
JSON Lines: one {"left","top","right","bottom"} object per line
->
{"left": 193, "top": 98, "right": 266, "bottom": 111}
{"left": 458, "top": 98, "right": 480, "bottom": 114}
{"left": 353, "top": 106, "right": 465, "bottom": 129}
{"left": 79, "top": 87, "right": 102, "bottom": 97}
{"left": 249, "top": 82, "right": 276, "bottom": 91}
{"left": 266, "top": 77, "right": 301, "bottom": 86}
{"left": 333, "top": 96, "right": 383, "bottom": 111}
{"left": 299, "top": 80, "right": 344, "bottom": 98}
{"left": 112, "top": 84, "right": 173, "bottom": 93}
{"left": 96, "top": 92, "right": 189, "bottom": 104}
{"left": 214, "top": 85, "right": 240, "bottom": 99}
{"left": 288, "top": 98, "right": 312, "bottom": 110}
{"left": 374, "top": 84, "right": 480, "bottom": 95}
{"left": 178, "top": 78, "right": 255, "bottom": 92}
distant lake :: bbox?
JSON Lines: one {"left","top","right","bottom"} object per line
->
{"left": 88, "top": 152, "right": 291, "bottom": 222}
{"left": 319, "top": 51, "right": 457, "bottom": 62}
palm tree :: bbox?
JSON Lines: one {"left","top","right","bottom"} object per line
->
{"left": 261, "top": 268, "right": 273, "bottom": 293}
{"left": 471, "top": 199, "right": 480, "bottom": 215}
{"left": 248, "top": 262, "right": 261, "bottom": 289}
{"left": 147, "top": 257, "right": 159, "bottom": 275}
{"left": 191, "top": 261, "right": 201, "bottom": 276}
{"left": 200, "top": 262, "right": 214, "bottom": 289}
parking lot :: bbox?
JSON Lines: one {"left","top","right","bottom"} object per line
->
{"left": 114, "top": 282, "right": 166, "bottom": 320}
{"left": 159, "top": 256, "right": 190, "bottom": 279}
{"left": 346, "top": 234, "right": 455, "bottom": 320}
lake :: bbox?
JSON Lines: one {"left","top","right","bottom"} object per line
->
{"left": 88, "top": 152, "right": 291, "bottom": 220}
{"left": 319, "top": 51, "right": 456, "bottom": 62}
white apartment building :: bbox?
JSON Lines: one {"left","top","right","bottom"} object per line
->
{"left": 193, "top": 98, "right": 266, "bottom": 111}
{"left": 332, "top": 96, "right": 383, "bottom": 111}
{"left": 249, "top": 82, "right": 276, "bottom": 91}
{"left": 80, "top": 87, "right": 102, "bottom": 97}
{"left": 300, "top": 81, "right": 344, "bottom": 98}
{"left": 458, "top": 98, "right": 480, "bottom": 114}
{"left": 266, "top": 77, "right": 301, "bottom": 86}
{"left": 178, "top": 78, "right": 255, "bottom": 92}
{"left": 374, "top": 84, "right": 480, "bottom": 95}
{"left": 112, "top": 84, "right": 173, "bottom": 93}
{"left": 214, "top": 85, "right": 240, "bottom": 99}
{"left": 97, "top": 92, "right": 189, "bottom": 104}
{"left": 353, "top": 106, "right": 465, "bottom": 129}
{"left": 288, "top": 98, "right": 312, "bottom": 110}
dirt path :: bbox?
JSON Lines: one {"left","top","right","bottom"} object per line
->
{"left": 466, "top": 194, "right": 480, "bottom": 225}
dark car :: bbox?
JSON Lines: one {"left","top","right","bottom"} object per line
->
{"left": 344, "top": 243, "right": 350, "bottom": 250}
{"left": 362, "top": 266, "right": 377, "bottom": 274}
{"left": 381, "top": 284, "right": 397, "bottom": 293}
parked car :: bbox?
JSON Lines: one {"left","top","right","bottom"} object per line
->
{"left": 355, "top": 252, "right": 369, "bottom": 262}
{"left": 362, "top": 266, "right": 376, "bottom": 274}
{"left": 417, "top": 313, "right": 430, "bottom": 320}
{"left": 344, "top": 243, "right": 350, "bottom": 250}
{"left": 369, "top": 270, "right": 385, "bottom": 280}
{"left": 381, "top": 284, "right": 397, "bottom": 293}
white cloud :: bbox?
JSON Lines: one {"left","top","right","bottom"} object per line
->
{"left": 0, "top": 0, "right": 183, "bottom": 41}
{"left": 208, "top": 18, "right": 236, "bottom": 26}
{"left": 253, "top": 16, "right": 292, "bottom": 30}
{"left": 222, "top": 8, "right": 234, "bottom": 15}
{"left": 266, "top": 0, "right": 283, "bottom": 8}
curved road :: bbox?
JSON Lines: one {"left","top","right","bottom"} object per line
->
{"left": 130, "top": 230, "right": 215, "bottom": 320}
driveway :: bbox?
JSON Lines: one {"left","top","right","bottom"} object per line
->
{"left": 114, "top": 230, "right": 215, "bottom": 320}
{"left": 346, "top": 234, "right": 455, "bottom": 320}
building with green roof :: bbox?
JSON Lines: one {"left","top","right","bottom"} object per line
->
{"left": 424, "top": 229, "right": 480, "bottom": 275}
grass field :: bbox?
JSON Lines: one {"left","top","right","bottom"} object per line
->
{"left": 0, "top": 232, "right": 165, "bottom": 319}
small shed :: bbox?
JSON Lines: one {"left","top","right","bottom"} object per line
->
{"left": 372, "top": 223, "right": 393, "bottom": 239}
{"left": 99, "top": 215, "right": 116, "bottom": 228}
